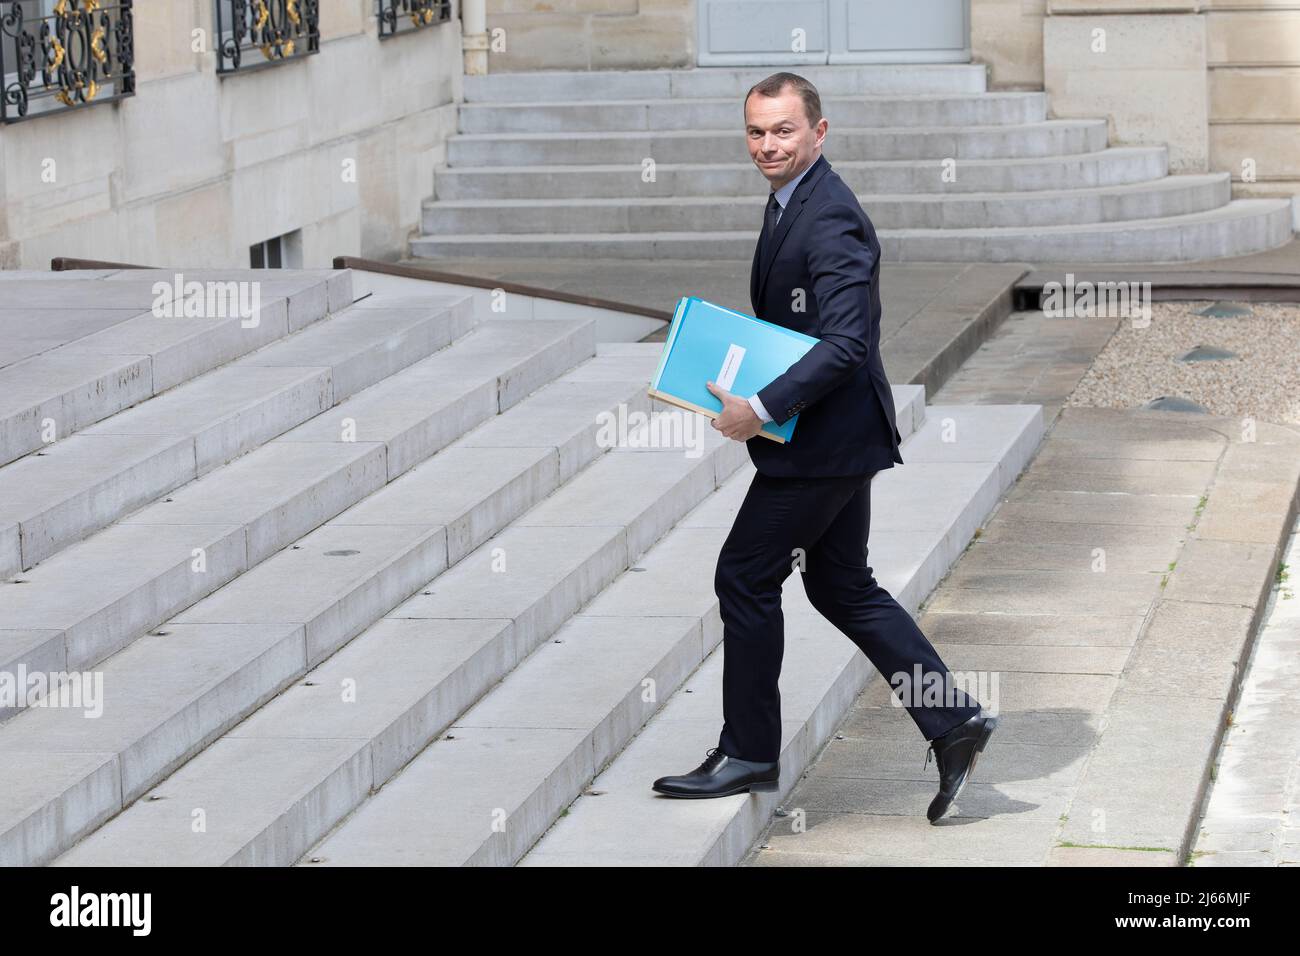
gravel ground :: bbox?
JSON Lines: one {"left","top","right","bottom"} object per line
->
{"left": 1066, "top": 300, "right": 1300, "bottom": 425}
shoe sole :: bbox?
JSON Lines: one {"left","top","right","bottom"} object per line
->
{"left": 652, "top": 778, "right": 779, "bottom": 799}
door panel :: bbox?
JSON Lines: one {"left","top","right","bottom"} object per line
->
{"left": 697, "top": 0, "right": 970, "bottom": 66}
{"left": 831, "top": 0, "right": 971, "bottom": 63}
{"left": 697, "top": 1, "right": 829, "bottom": 67}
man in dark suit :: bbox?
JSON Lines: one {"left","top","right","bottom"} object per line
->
{"left": 651, "top": 72, "right": 997, "bottom": 823}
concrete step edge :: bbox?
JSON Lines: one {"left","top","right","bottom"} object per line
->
{"left": 301, "top": 403, "right": 1043, "bottom": 865}
{"left": 47, "top": 398, "right": 744, "bottom": 866}
{"left": 514, "top": 403, "right": 1046, "bottom": 866}
{"left": 0, "top": 293, "right": 479, "bottom": 578}
{"left": 1, "top": 325, "right": 634, "bottom": 865}
{"left": 0, "top": 317, "right": 593, "bottom": 729}
{"left": 0, "top": 272, "right": 351, "bottom": 470}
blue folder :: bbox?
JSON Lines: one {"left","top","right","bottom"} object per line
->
{"left": 649, "top": 296, "right": 819, "bottom": 443}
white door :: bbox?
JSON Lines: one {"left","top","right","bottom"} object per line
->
{"left": 697, "top": 0, "right": 970, "bottom": 66}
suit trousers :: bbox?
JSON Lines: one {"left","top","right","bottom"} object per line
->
{"left": 714, "top": 468, "right": 982, "bottom": 763}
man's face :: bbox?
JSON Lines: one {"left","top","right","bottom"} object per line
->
{"left": 744, "top": 88, "right": 827, "bottom": 191}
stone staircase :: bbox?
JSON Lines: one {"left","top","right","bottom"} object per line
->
{"left": 0, "top": 268, "right": 1043, "bottom": 867}
{"left": 290, "top": 409, "right": 1041, "bottom": 868}
{"left": 410, "top": 64, "right": 1293, "bottom": 263}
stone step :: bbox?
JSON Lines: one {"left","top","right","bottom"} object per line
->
{"left": 0, "top": 336, "right": 642, "bottom": 867}
{"left": 0, "top": 318, "right": 593, "bottom": 731}
{"left": 458, "top": 93, "right": 1048, "bottom": 135}
{"left": 510, "top": 404, "right": 1043, "bottom": 867}
{"left": 0, "top": 292, "right": 476, "bottom": 578}
{"left": 410, "top": 199, "right": 1295, "bottom": 263}
{"left": 446, "top": 121, "right": 1110, "bottom": 167}
{"left": 51, "top": 384, "right": 926, "bottom": 867}
{"left": 432, "top": 148, "right": 1171, "bottom": 200}
{"left": 882, "top": 198, "right": 1296, "bottom": 263}
{"left": 0, "top": 269, "right": 117, "bottom": 280}
{"left": 422, "top": 174, "right": 1231, "bottom": 235}
{"left": 463, "top": 65, "right": 988, "bottom": 102}
{"left": 52, "top": 423, "right": 739, "bottom": 867}
{"left": 292, "top": 398, "right": 1024, "bottom": 866}
{"left": 0, "top": 271, "right": 352, "bottom": 470}
{"left": 440, "top": 65, "right": 1299, "bottom": 267}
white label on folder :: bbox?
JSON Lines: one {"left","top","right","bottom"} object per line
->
{"left": 716, "top": 343, "right": 746, "bottom": 391}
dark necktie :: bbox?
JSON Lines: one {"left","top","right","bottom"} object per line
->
{"left": 765, "top": 192, "right": 781, "bottom": 242}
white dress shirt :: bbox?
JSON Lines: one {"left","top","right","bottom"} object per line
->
{"left": 747, "top": 159, "right": 816, "bottom": 425}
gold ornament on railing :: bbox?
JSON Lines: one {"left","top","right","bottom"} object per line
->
{"left": 255, "top": 0, "right": 276, "bottom": 61}
{"left": 53, "top": 0, "right": 102, "bottom": 15}
{"left": 4, "top": 0, "right": 133, "bottom": 120}
{"left": 410, "top": 4, "right": 437, "bottom": 28}
{"left": 252, "top": 0, "right": 301, "bottom": 61}
{"left": 91, "top": 26, "right": 108, "bottom": 64}
{"left": 54, "top": 75, "right": 98, "bottom": 106}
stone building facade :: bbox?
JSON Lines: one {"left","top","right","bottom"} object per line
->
{"left": 0, "top": 1, "right": 463, "bottom": 269}
{"left": 2, "top": 1, "right": 1295, "bottom": 268}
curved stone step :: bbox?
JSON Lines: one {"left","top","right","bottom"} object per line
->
{"left": 881, "top": 198, "right": 1296, "bottom": 263}
{"left": 464, "top": 65, "right": 988, "bottom": 103}
{"left": 432, "top": 148, "right": 1170, "bottom": 200}
{"left": 421, "top": 174, "right": 1231, "bottom": 235}
{"left": 447, "top": 121, "right": 1111, "bottom": 167}
{"left": 410, "top": 199, "right": 1295, "bottom": 263}
{"left": 458, "top": 93, "right": 1048, "bottom": 135}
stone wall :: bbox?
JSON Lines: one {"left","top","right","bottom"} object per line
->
{"left": 483, "top": 0, "right": 695, "bottom": 71}
{"left": 0, "top": 0, "right": 463, "bottom": 269}
{"left": 1038, "top": 0, "right": 1299, "bottom": 198}
{"left": 972, "top": 0, "right": 1047, "bottom": 90}
{"left": 1206, "top": 0, "right": 1300, "bottom": 203}
{"left": 1043, "top": 5, "right": 1210, "bottom": 173}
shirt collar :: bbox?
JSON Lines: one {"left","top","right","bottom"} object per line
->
{"left": 771, "top": 156, "right": 818, "bottom": 210}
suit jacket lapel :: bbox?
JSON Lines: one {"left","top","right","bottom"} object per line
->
{"left": 754, "top": 154, "right": 831, "bottom": 309}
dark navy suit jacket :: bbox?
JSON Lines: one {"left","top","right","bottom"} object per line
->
{"left": 747, "top": 153, "right": 904, "bottom": 478}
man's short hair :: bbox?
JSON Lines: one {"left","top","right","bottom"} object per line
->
{"left": 744, "top": 72, "right": 823, "bottom": 128}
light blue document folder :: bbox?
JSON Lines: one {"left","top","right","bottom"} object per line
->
{"left": 648, "top": 296, "right": 819, "bottom": 443}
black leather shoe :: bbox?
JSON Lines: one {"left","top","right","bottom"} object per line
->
{"left": 924, "top": 713, "right": 998, "bottom": 823}
{"left": 652, "top": 747, "right": 780, "bottom": 798}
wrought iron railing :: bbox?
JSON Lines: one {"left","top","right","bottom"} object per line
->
{"left": 215, "top": 0, "right": 319, "bottom": 75}
{"left": 0, "top": 0, "right": 135, "bottom": 124}
{"left": 377, "top": 0, "right": 451, "bottom": 40}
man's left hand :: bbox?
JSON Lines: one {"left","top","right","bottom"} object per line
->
{"left": 706, "top": 381, "right": 764, "bottom": 442}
